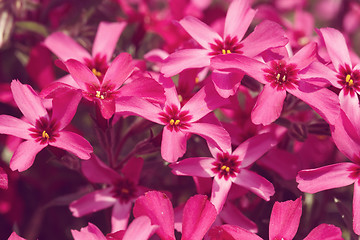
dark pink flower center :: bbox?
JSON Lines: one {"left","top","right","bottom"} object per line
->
{"left": 209, "top": 35, "right": 243, "bottom": 56}
{"left": 29, "top": 117, "right": 60, "bottom": 145}
{"left": 85, "top": 84, "right": 115, "bottom": 101}
{"left": 336, "top": 64, "right": 360, "bottom": 97}
{"left": 211, "top": 152, "right": 240, "bottom": 180}
{"left": 111, "top": 178, "right": 137, "bottom": 204}
{"left": 84, "top": 54, "right": 109, "bottom": 83}
{"left": 348, "top": 164, "right": 360, "bottom": 179}
{"left": 159, "top": 104, "right": 192, "bottom": 132}
{"left": 264, "top": 60, "right": 299, "bottom": 90}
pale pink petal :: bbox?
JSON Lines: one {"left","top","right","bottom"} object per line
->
{"left": 182, "top": 195, "right": 217, "bottom": 240}
{"left": 133, "top": 191, "right": 175, "bottom": 240}
{"left": 92, "top": 21, "right": 126, "bottom": 61}
{"left": 221, "top": 202, "right": 258, "bottom": 233}
{"left": 224, "top": 0, "right": 256, "bottom": 41}
{"left": 49, "top": 131, "right": 92, "bottom": 160}
{"left": 51, "top": 89, "right": 82, "bottom": 130}
{"left": 303, "top": 223, "right": 344, "bottom": 240}
{"left": 122, "top": 216, "right": 158, "bottom": 240}
{"left": 211, "top": 54, "right": 268, "bottom": 84}
{"left": 211, "top": 71, "right": 242, "bottom": 98}
{"left": 7, "top": 232, "right": 27, "bottom": 240}
{"left": 161, "top": 49, "right": 211, "bottom": 77}
{"left": 115, "top": 96, "right": 163, "bottom": 125}
{"left": 251, "top": 84, "right": 286, "bottom": 125}
{"left": 111, "top": 201, "right": 132, "bottom": 232}
{"left": 10, "top": 140, "right": 46, "bottom": 172}
{"left": 69, "top": 188, "right": 116, "bottom": 217}
{"left": 208, "top": 225, "right": 262, "bottom": 240}
{"left": 185, "top": 122, "right": 231, "bottom": 153}
{"left": 102, "top": 53, "right": 135, "bottom": 89}
{"left": 161, "top": 127, "right": 187, "bottom": 163}
{"left": 71, "top": 223, "right": 107, "bottom": 240}
{"left": 211, "top": 175, "right": 233, "bottom": 212}
{"left": 296, "top": 163, "right": 357, "bottom": 193}
{"left": 269, "top": 197, "right": 302, "bottom": 240}
{"left": 63, "top": 59, "right": 100, "bottom": 90}
{"left": 0, "top": 115, "right": 32, "bottom": 140}
{"left": 11, "top": 80, "right": 48, "bottom": 125}
{"left": 339, "top": 89, "right": 360, "bottom": 137}
{"left": 318, "top": 28, "right": 351, "bottom": 71}
{"left": 181, "top": 84, "right": 230, "bottom": 122}
{"left": 288, "top": 81, "right": 340, "bottom": 125}
{"left": 170, "top": 157, "right": 215, "bottom": 177}
{"left": 121, "top": 157, "right": 144, "bottom": 184}
{"left": 179, "top": 16, "right": 222, "bottom": 49}
{"left": 241, "top": 20, "right": 288, "bottom": 58}
{"left": 233, "top": 169, "right": 274, "bottom": 201}
{"left": 301, "top": 62, "right": 341, "bottom": 88}
{"left": 288, "top": 42, "right": 317, "bottom": 69}
{"left": 81, "top": 154, "right": 120, "bottom": 184}
{"left": 44, "top": 32, "right": 91, "bottom": 61}
{"left": 233, "top": 132, "right": 277, "bottom": 168}
{"left": 354, "top": 180, "right": 360, "bottom": 235}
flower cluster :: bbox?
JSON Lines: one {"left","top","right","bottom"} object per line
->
{"left": 0, "top": 0, "right": 360, "bottom": 239}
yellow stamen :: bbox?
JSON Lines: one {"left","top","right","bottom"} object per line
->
{"left": 178, "top": 94, "right": 183, "bottom": 103}
{"left": 226, "top": 49, "right": 231, "bottom": 54}
{"left": 221, "top": 165, "right": 227, "bottom": 170}
{"left": 349, "top": 79, "right": 354, "bottom": 87}
{"left": 92, "top": 68, "right": 102, "bottom": 77}
{"left": 95, "top": 91, "right": 105, "bottom": 100}
{"left": 221, "top": 49, "right": 226, "bottom": 54}
{"left": 195, "top": 76, "right": 200, "bottom": 84}
{"left": 276, "top": 73, "right": 281, "bottom": 80}
{"left": 42, "top": 131, "right": 49, "bottom": 139}
{"left": 346, "top": 74, "right": 351, "bottom": 82}
{"left": 282, "top": 75, "right": 286, "bottom": 82}
{"left": 174, "top": 120, "right": 180, "bottom": 125}
{"left": 169, "top": 119, "right": 175, "bottom": 125}
{"left": 225, "top": 167, "right": 230, "bottom": 172}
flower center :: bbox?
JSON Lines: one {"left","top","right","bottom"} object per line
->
{"left": 111, "top": 178, "right": 137, "bottom": 204}
{"left": 337, "top": 64, "right": 360, "bottom": 96}
{"left": 29, "top": 117, "right": 60, "bottom": 144}
{"left": 159, "top": 105, "right": 192, "bottom": 132}
{"left": 84, "top": 54, "right": 108, "bottom": 82}
{"left": 264, "top": 60, "right": 299, "bottom": 90}
{"left": 211, "top": 152, "right": 240, "bottom": 180}
{"left": 209, "top": 35, "right": 243, "bottom": 56}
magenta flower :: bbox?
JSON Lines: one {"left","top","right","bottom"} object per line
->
{"left": 211, "top": 43, "right": 340, "bottom": 125}
{"left": 0, "top": 80, "right": 92, "bottom": 172}
{"left": 70, "top": 155, "right": 146, "bottom": 232}
{"left": 171, "top": 132, "right": 277, "bottom": 212}
{"left": 208, "top": 197, "right": 343, "bottom": 240}
{"left": 7, "top": 232, "right": 26, "bottom": 240}
{"left": 71, "top": 216, "right": 158, "bottom": 240}
{"left": 133, "top": 191, "right": 217, "bottom": 240}
{"left": 115, "top": 75, "right": 230, "bottom": 162}
{"left": 161, "top": 0, "right": 288, "bottom": 97}
{"left": 44, "top": 21, "right": 126, "bottom": 79}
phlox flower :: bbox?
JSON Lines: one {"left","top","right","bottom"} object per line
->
{"left": 161, "top": 0, "right": 288, "bottom": 97}
{"left": 7, "top": 232, "right": 26, "bottom": 240}
{"left": 171, "top": 132, "right": 277, "bottom": 212}
{"left": 71, "top": 216, "right": 158, "bottom": 240}
{"left": 211, "top": 42, "right": 340, "bottom": 126}
{"left": 70, "top": 155, "right": 147, "bottom": 232}
{"left": 133, "top": 191, "right": 217, "bottom": 240}
{"left": 208, "top": 197, "right": 343, "bottom": 240}
{"left": 115, "top": 75, "right": 230, "bottom": 162}
{"left": 0, "top": 80, "right": 92, "bottom": 172}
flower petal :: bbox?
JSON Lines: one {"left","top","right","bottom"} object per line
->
{"left": 296, "top": 163, "right": 357, "bottom": 193}
{"left": 11, "top": 80, "right": 48, "bottom": 125}
{"left": 49, "top": 131, "right": 92, "bottom": 160}
{"left": 121, "top": 157, "right": 144, "bottom": 184}
{"left": 10, "top": 140, "right": 46, "bottom": 172}
{"left": 122, "top": 216, "right": 158, "bottom": 240}
{"left": 161, "top": 127, "right": 187, "bottom": 163}
{"left": 221, "top": 202, "right": 258, "bottom": 233}
{"left": 44, "top": 32, "right": 91, "bottom": 61}
{"left": 339, "top": 89, "right": 360, "bottom": 138}
{"left": 303, "top": 223, "right": 344, "bottom": 240}
{"left": 233, "top": 169, "right": 274, "bottom": 201}
{"left": 170, "top": 157, "right": 215, "bottom": 177}
{"left": 63, "top": 59, "right": 100, "bottom": 91}
{"left": 111, "top": 201, "right": 132, "bottom": 232}
{"left": 0, "top": 115, "right": 32, "bottom": 140}
{"left": 71, "top": 223, "right": 107, "bottom": 240}
{"left": 288, "top": 42, "right": 317, "bottom": 70}
{"left": 211, "top": 71, "right": 243, "bottom": 98}
{"left": 81, "top": 154, "right": 120, "bottom": 184}
{"left": 269, "top": 197, "right": 302, "bottom": 240}
{"left": 92, "top": 21, "right": 126, "bottom": 62}
{"left": 102, "top": 53, "right": 135, "bottom": 89}
{"left": 208, "top": 225, "right": 262, "bottom": 240}
{"left": 0, "top": 167, "right": 8, "bottom": 190}
{"left": 210, "top": 175, "right": 233, "bottom": 212}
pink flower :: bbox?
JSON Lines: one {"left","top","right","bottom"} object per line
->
{"left": 71, "top": 216, "right": 158, "bottom": 240}
{"left": 133, "top": 191, "right": 217, "bottom": 240}
{"left": 70, "top": 155, "right": 146, "bottom": 232}
{"left": 208, "top": 197, "right": 343, "bottom": 240}
{"left": 0, "top": 80, "right": 92, "bottom": 172}
{"left": 171, "top": 132, "right": 277, "bottom": 212}
{"left": 211, "top": 42, "right": 340, "bottom": 125}
{"left": 0, "top": 167, "right": 8, "bottom": 190}
{"left": 115, "top": 75, "right": 230, "bottom": 162}
{"left": 7, "top": 232, "right": 26, "bottom": 240}
{"left": 161, "top": 0, "right": 288, "bottom": 97}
